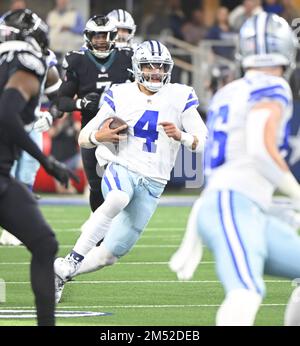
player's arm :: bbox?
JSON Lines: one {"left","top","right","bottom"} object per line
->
{"left": 0, "top": 70, "right": 77, "bottom": 186}
{"left": 78, "top": 104, "right": 127, "bottom": 148}
{"left": 33, "top": 66, "right": 63, "bottom": 132}
{"left": 57, "top": 57, "right": 101, "bottom": 113}
{"left": 246, "top": 101, "right": 300, "bottom": 199}
{"left": 160, "top": 107, "right": 207, "bottom": 152}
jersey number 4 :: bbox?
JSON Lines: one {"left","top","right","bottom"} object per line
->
{"left": 134, "top": 110, "right": 159, "bottom": 153}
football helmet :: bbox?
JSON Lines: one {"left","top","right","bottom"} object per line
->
{"left": 84, "top": 15, "right": 117, "bottom": 59}
{"left": 239, "top": 12, "right": 298, "bottom": 69}
{"left": 0, "top": 9, "right": 49, "bottom": 55}
{"left": 132, "top": 40, "right": 174, "bottom": 92}
{"left": 107, "top": 9, "right": 136, "bottom": 48}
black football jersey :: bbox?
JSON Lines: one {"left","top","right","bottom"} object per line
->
{"left": 61, "top": 47, "right": 133, "bottom": 127}
{"left": 0, "top": 42, "right": 47, "bottom": 177}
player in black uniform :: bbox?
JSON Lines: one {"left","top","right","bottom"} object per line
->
{"left": 57, "top": 15, "right": 133, "bottom": 212}
{"left": 0, "top": 9, "right": 77, "bottom": 326}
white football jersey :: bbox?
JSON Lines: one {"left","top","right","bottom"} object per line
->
{"left": 204, "top": 70, "right": 293, "bottom": 209}
{"left": 84, "top": 81, "right": 207, "bottom": 184}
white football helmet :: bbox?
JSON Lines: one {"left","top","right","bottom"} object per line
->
{"left": 132, "top": 40, "right": 174, "bottom": 92}
{"left": 84, "top": 15, "right": 117, "bottom": 59}
{"left": 239, "top": 12, "right": 298, "bottom": 69}
{"left": 107, "top": 9, "right": 136, "bottom": 48}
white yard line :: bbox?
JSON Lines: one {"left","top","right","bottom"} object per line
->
{"left": 3, "top": 279, "right": 290, "bottom": 284}
{"left": 0, "top": 303, "right": 287, "bottom": 309}
{"left": 0, "top": 261, "right": 215, "bottom": 265}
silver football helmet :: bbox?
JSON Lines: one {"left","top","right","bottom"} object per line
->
{"left": 239, "top": 12, "right": 298, "bottom": 69}
{"left": 84, "top": 15, "right": 117, "bottom": 59}
{"left": 132, "top": 40, "right": 174, "bottom": 92}
{"left": 107, "top": 9, "right": 136, "bottom": 48}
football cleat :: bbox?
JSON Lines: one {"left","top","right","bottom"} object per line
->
{"left": 0, "top": 230, "right": 23, "bottom": 246}
{"left": 54, "top": 257, "right": 81, "bottom": 303}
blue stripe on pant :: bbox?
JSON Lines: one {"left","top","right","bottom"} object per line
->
{"left": 197, "top": 190, "right": 266, "bottom": 296}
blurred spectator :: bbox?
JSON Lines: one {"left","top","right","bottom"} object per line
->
{"left": 47, "top": 0, "right": 84, "bottom": 63}
{"left": 263, "top": 0, "right": 284, "bottom": 15}
{"left": 282, "top": 0, "right": 300, "bottom": 25}
{"left": 48, "top": 112, "right": 81, "bottom": 194}
{"left": 9, "top": 0, "right": 26, "bottom": 10}
{"left": 229, "top": 0, "right": 263, "bottom": 32}
{"left": 181, "top": 8, "right": 207, "bottom": 45}
{"left": 205, "top": 6, "right": 237, "bottom": 60}
{"left": 140, "top": 0, "right": 171, "bottom": 38}
{"left": 167, "top": 0, "right": 186, "bottom": 40}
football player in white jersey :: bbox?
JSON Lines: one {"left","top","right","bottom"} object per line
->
{"left": 171, "top": 12, "right": 300, "bottom": 326}
{"left": 54, "top": 40, "right": 207, "bottom": 303}
{"left": 107, "top": 9, "right": 136, "bottom": 49}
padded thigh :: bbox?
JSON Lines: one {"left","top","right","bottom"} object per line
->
{"left": 264, "top": 216, "right": 300, "bottom": 279}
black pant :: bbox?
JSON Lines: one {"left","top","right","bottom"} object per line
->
{"left": 0, "top": 178, "right": 58, "bottom": 326}
{"left": 81, "top": 147, "right": 104, "bottom": 212}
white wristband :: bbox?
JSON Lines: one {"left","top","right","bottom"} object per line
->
{"left": 277, "top": 171, "right": 300, "bottom": 199}
{"left": 89, "top": 130, "right": 102, "bottom": 146}
{"left": 76, "top": 99, "right": 82, "bottom": 110}
{"left": 180, "top": 131, "right": 194, "bottom": 148}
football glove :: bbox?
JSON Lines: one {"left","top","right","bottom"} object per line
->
{"left": 43, "top": 156, "right": 79, "bottom": 188}
{"left": 77, "top": 92, "right": 100, "bottom": 113}
{"left": 33, "top": 111, "right": 53, "bottom": 132}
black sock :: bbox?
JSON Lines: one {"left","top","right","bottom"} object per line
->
{"left": 89, "top": 189, "right": 104, "bottom": 212}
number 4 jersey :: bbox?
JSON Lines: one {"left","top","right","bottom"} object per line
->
{"left": 82, "top": 81, "right": 207, "bottom": 184}
{"left": 204, "top": 70, "right": 293, "bottom": 209}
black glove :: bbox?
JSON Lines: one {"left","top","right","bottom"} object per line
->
{"left": 79, "top": 92, "right": 100, "bottom": 113}
{"left": 49, "top": 99, "right": 64, "bottom": 119}
{"left": 43, "top": 156, "right": 80, "bottom": 188}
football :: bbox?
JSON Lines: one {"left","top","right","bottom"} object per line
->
{"left": 109, "top": 116, "right": 128, "bottom": 135}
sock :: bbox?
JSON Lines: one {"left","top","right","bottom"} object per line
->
{"left": 284, "top": 286, "right": 300, "bottom": 326}
{"left": 73, "top": 190, "right": 130, "bottom": 257}
{"left": 68, "top": 250, "right": 84, "bottom": 263}
{"left": 75, "top": 244, "right": 118, "bottom": 276}
{"left": 216, "top": 289, "right": 262, "bottom": 326}
{"left": 73, "top": 213, "right": 112, "bottom": 256}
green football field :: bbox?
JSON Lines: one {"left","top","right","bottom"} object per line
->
{"left": 0, "top": 204, "right": 294, "bottom": 326}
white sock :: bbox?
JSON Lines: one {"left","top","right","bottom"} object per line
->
{"left": 284, "top": 286, "right": 300, "bottom": 326}
{"left": 75, "top": 244, "right": 118, "bottom": 276}
{"left": 72, "top": 190, "right": 130, "bottom": 256}
{"left": 216, "top": 289, "right": 262, "bottom": 326}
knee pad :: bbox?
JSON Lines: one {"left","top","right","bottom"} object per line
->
{"left": 216, "top": 289, "right": 262, "bottom": 326}
{"left": 98, "top": 190, "right": 130, "bottom": 218}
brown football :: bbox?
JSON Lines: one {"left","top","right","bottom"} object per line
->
{"left": 109, "top": 116, "right": 128, "bottom": 135}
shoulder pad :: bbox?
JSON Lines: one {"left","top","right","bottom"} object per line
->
{"left": 17, "top": 52, "right": 46, "bottom": 76}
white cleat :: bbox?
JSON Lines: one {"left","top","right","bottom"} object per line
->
{"left": 54, "top": 274, "right": 66, "bottom": 304}
{"left": 0, "top": 230, "right": 23, "bottom": 246}
{"left": 54, "top": 257, "right": 81, "bottom": 303}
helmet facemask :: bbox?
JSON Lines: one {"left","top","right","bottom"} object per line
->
{"left": 0, "top": 9, "right": 49, "bottom": 55}
{"left": 107, "top": 9, "right": 136, "bottom": 48}
{"left": 137, "top": 61, "right": 173, "bottom": 92}
{"left": 132, "top": 41, "right": 174, "bottom": 92}
{"left": 84, "top": 30, "right": 117, "bottom": 58}
{"left": 84, "top": 15, "right": 117, "bottom": 59}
